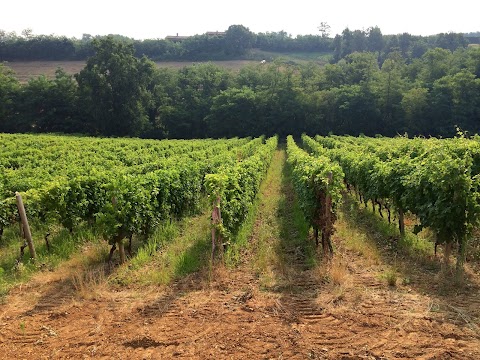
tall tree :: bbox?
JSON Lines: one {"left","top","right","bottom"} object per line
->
{"left": 341, "top": 28, "right": 354, "bottom": 58}
{"left": 332, "top": 34, "right": 343, "bottom": 63}
{"left": 161, "top": 63, "right": 232, "bottom": 138}
{"left": 397, "top": 33, "right": 412, "bottom": 57}
{"left": 367, "top": 26, "right": 384, "bottom": 55}
{"left": 224, "top": 25, "right": 254, "bottom": 56}
{"left": 465, "top": 47, "right": 480, "bottom": 78}
{"left": 418, "top": 48, "right": 453, "bottom": 88}
{"left": 430, "top": 70, "right": 480, "bottom": 133}
{"left": 0, "top": 64, "right": 20, "bottom": 132}
{"left": 19, "top": 69, "right": 80, "bottom": 133}
{"left": 343, "top": 52, "right": 379, "bottom": 85}
{"left": 318, "top": 22, "right": 331, "bottom": 38}
{"left": 206, "top": 87, "right": 259, "bottom": 137}
{"left": 373, "top": 53, "right": 407, "bottom": 131}
{"left": 401, "top": 87, "right": 430, "bottom": 134}
{"left": 75, "top": 37, "right": 150, "bottom": 136}
{"left": 352, "top": 29, "right": 367, "bottom": 52}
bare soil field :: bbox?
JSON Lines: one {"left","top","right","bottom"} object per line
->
{"left": 1, "top": 151, "right": 479, "bottom": 359}
{"left": 1, "top": 233, "right": 479, "bottom": 359}
{"left": 3, "top": 60, "right": 258, "bottom": 83}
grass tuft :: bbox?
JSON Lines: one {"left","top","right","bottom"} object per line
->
{"left": 329, "top": 258, "right": 350, "bottom": 286}
{"left": 114, "top": 211, "right": 211, "bottom": 286}
{"left": 72, "top": 266, "right": 107, "bottom": 299}
{"left": 381, "top": 268, "right": 398, "bottom": 287}
{"left": 316, "top": 256, "right": 350, "bottom": 286}
{"left": 340, "top": 195, "right": 434, "bottom": 261}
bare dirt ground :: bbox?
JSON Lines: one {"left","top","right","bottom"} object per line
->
{"left": 4, "top": 60, "right": 258, "bottom": 83}
{"left": 1, "top": 152, "right": 479, "bottom": 359}
{"left": 1, "top": 240, "right": 479, "bottom": 359}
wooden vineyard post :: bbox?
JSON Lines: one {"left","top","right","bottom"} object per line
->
{"left": 19, "top": 222, "right": 24, "bottom": 238}
{"left": 111, "top": 196, "right": 126, "bottom": 264}
{"left": 211, "top": 196, "right": 222, "bottom": 263}
{"left": 398, "top": 207, "right": 405, "bottom": 237}
{"left": 15, "top": 192, "right": 36, "bottom": 260}
{"left": 322, "top": 172, "right": 334, "bottom": 258}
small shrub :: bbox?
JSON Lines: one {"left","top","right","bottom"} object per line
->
{"left": 383, "top": 269, "right": 397, "bottom": 287}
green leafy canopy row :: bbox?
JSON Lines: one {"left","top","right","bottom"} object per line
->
{"left": 286, "top": 135, "right": 344, "bottom": 255}
{"left": 304, "top": 134, "right": 480, "bottom": 273}
{"left": 0, "top": 135, "right": 269, "bottom": 262}
{"left": 205, "top": 136, "right": 278, "bottom": 241}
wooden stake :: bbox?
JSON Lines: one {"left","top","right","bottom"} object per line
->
{"left": 212, "top": 197, "right": 225, "bottom": 264}
{"left": 398, "top": 207, "right": 405, "bottom": 237}
{"left": 19, "top": 222, "right": 23, "bottom": 238}
{"left": 323, "top": 172, "right": 334, "bottom": 257}
{"left": 456, "top": 236, "right": 466, "bottom": 278}
{"left": 15, "top": 192, "right": 36, "bottom": 260}
{"left": 211, "top": 196, "right": 222, "bottom": 262}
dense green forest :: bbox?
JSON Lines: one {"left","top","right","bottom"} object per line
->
{"left": 0, "top": 25, "right": 478, "bottom": 61}
{"left": 0, "top": 26, "right": 479, "bottom": 138}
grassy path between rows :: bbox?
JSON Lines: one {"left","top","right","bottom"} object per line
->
{"left": 245, "top": 148, "right": 313, "bottom": 289}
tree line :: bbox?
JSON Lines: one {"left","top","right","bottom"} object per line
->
{"left": 0, "top": 25, "right": 478, "bottom": 61}
{"left": 0, "top": 36, "right": 479, "bottom": 138}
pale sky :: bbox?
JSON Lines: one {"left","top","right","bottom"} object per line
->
{"left": 1, "top": 0, "right": 479, "bottom": 39}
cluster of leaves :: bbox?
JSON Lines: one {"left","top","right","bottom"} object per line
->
{"left": 204, "top": 136, "right": 278, "bottom": 240}
{"left": 0, "top": 134, "right": 263, "bottom": 248}
{"left": 286, "top": 135, "right": 344, "bottom": 241}
{"left": 307, "top": 134, "right": 480, "bottom": 270}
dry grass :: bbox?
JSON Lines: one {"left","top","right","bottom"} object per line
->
{"left": 381, "top": 268, "right": 398, "bottom": 287}
{"left": 55, "top": 241, "right": 111, "bottom": 299}
{"left": 116, "top": 212, "right": 211, "bottom": 287}
{"left": 329, "top": 257, "right": 350, "bottom": 286}
{"left": 71, "top": 266, "right": 108, "bottom": 300}
{"left": 316, "top": 255, "right": 351, "bottom": 287}
{"left": 335, "top": 213, "right": 382, "bottom": 266}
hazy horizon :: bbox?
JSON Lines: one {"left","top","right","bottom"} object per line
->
{"left": 1, "top": 0, "right": 479, "bottom": 40}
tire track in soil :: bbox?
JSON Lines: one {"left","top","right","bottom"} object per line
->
{"left": 127, "top": 266, "right": 300, "bottom": 359}
{"left": 274, "top": 151, "right": 328, "bottom": 330}
{"left": 23, "top": 279, "right": 76, "bottom": 316}
{"left": 293, "top": 251, "right": 480, "bottom": 360}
